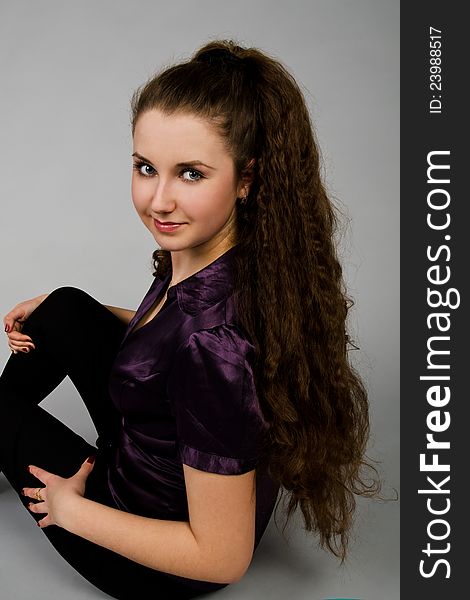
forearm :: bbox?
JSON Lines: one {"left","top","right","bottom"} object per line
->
{"left": 103, "top": 304, "right": 136, "bottom": 325}
{"left": 60, "top": 496, "right": 232, "bottom": 584}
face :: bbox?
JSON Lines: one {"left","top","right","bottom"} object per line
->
{"left": 131, "top": 109, "right": 247, "bottom": 254}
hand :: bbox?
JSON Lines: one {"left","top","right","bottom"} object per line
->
{"left": 21, "top": 456, "right": 96, "bottom": 528}
{"left": 3, "top": 293, "right": 48, "bottom": 354}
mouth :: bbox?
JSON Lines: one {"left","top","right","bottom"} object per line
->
{"left": 153, "top": 218, "right": 186, "bottom": 232}
{"left": 155, "top": 219, "right": 184, "bottom": 225}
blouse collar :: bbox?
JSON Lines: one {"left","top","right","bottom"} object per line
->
{"left": 163, "top": 244, "right": 238, "bottom": 315}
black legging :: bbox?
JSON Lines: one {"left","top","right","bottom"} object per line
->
{"left": 0, "top": 286, "right": 227, "bottom": 599}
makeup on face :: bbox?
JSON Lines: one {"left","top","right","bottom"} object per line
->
{"left": 131, "top": 109, "right": 242, "bottom": 251}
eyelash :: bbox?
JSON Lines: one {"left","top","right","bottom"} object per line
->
{"left": 132, "top": 160, "right": 204, "bottom": 183}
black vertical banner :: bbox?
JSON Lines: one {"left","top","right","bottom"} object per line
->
{"left": 401, "top": 3, "right": 467, "bottom": 598}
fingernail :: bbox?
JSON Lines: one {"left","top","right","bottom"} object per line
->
{"left": 4, "top": 324, "right": 9, "bottom": 332}
{"left": 23, "top": 348, "right": 29, "bottom": 353}
{"left": 86, "top": 456, "right": 96, "bottom": 464}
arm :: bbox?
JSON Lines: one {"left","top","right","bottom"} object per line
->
{"left": 103, "top": 304, "right": 136, "bottom": 325}
{"left": 60, "top": 466, "right": 256, "bottom": 584}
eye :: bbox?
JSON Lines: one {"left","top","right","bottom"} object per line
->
{"left": 132, "top": 161, "right": 204, "bottom": 182}
{"left": 133, "top": 161, "right": 155, "bottom": 177}
{"left": 181, "top": 168, "right": 203, "bottom": 182}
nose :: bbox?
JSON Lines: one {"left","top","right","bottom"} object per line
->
{"left": 150, "top": 178, "right": 176, "bottom": 214}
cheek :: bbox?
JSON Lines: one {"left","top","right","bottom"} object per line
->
{"left": 195, "top": 182, "right": 236, "bottom": 220}
{"left": 188, "top": 195, "right": 231, "bottom": 226}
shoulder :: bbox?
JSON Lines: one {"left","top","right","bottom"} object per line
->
{"left": 187, "top": 321, "right": 254, "bottom": 364}
{"left": 167, "top": 320, "right": 257, "bottom": 397}
{"left": 169, "top": 289, "right": 248, "bottom": 355}
{"left": 167, "top": 320, "right": 267, "bottom": 473}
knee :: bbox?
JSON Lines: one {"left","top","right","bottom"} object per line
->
{"left": 46, "top": 286, "right": 90, "bottom": 304}
{"left": 36, "top": 286, "right": 91, "bottom": 314}
{"left": 21, "top": 286, "right": 92, "bottom": 334}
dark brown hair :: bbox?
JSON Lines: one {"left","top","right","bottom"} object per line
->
{"left": 130, "top": 38, "right": 381, "bottom": 561}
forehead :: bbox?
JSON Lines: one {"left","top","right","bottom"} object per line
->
{"left": 133, "top": 109, "right": 227, "bottom": 158}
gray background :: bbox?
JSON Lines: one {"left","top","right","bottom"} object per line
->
{"left": 0, "top": 1, "right": 399, "bottom": 598}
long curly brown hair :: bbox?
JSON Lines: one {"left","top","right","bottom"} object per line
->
{"left": 129, "top": 38, "right": 381, "bottom": 561}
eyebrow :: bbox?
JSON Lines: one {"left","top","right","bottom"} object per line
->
{"left": 132, "top": 152, "right": 216, "bottom": 170}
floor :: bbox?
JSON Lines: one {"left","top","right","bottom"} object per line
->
{"left": 0, "top": 471, "right": 398, "bottom": 600}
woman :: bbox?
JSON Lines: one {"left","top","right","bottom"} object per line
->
{"left": 0, "top": 39, "right": 379, "bottom": 599}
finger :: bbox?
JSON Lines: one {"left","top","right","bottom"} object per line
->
{"left": 27, "top": 464, "right": 48, "bottom": 482}
{"left": 13, "top": 345, "right": 35, "bottom": 353}
{"left": 12, "top": 321, "right": 24, "bottom": 333}
{"left": 10, "top": 346, "right": 32, "bottom": 354}
{"left": 7, "top": 340, "right": 35, "bottom": 352}
{"left": 9, "top": 344, "right": 35, "bottom": 353}
{"left": 8, "top": 339, "right": 35, "bottom": 350}
{"left": 78, "top": 455, "right": 96, "bottom": 474}
{"left": 7, "top": 336, "right": 35, "bottom": 352}
{"left": 4, "top": 314, "right": 21, "bottom": 332}
{"left": 37, "top": 518, "right": 50, "bottom": 528}
{"left": 9, "top": 343, "right": 32, "bottom": 354}
{"left": 8, "top": 339, "right": 36, "bottom": 350}
{"left": 28, "top": 487, "right": 47, "bottom": 501}
{"left": 21, "top": 487, "right": 35, "bottom": 499}
{"left": 22, "top": 487, "right": 47, "bottom": 502}
{"left": 6, "top": 331, "right": 34, "bottom": 344}
{"left": 27, "top": 501, "right": 47, "bottom": 514}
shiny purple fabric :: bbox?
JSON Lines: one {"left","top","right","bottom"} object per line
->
{"left": 106, "top": 245, "right": 280, "bottom": 586}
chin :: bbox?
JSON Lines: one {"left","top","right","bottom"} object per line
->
{"left": 151, "top": 235, "right": 185, "bottom": 252}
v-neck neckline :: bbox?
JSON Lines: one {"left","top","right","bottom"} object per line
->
{"left": 121, "top": 245, "right": 238, "bottom": 345}
{"left": 129, "top": 286, "right": 170, "bottom": 336}
{"left": 124, "top": 274, "right": 173, "bottom": 342}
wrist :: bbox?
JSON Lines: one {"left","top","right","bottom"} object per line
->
{"left": 56, "top": 493, "right": 84, "bottom": 531}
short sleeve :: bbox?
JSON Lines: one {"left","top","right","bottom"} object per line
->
{"left": 167, "top": 324, "right": 268, "bottom": 475}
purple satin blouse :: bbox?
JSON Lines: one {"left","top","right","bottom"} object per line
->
{"left": 106, "top": 244, "right": 280, "bottom": 590}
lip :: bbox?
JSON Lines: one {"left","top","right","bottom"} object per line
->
{"left": 155, "top": 219, "right": 183, "bottom": 225}
{"left": 154, "top": 218, "right": 186, "bottom": 232}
